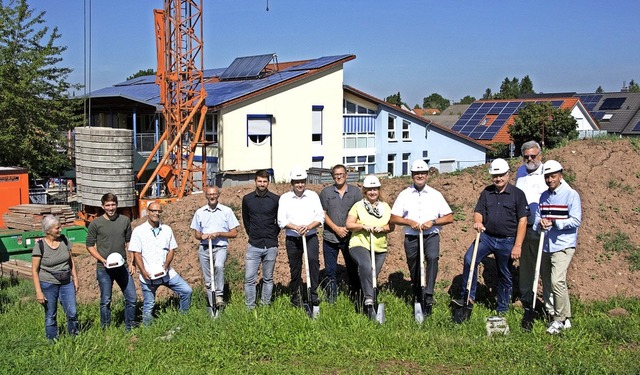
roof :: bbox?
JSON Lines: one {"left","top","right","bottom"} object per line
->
{"left": 89, "top": 54, "right": 356, "bottom": 111}
{"left": 423, "top": 104, "right": 471, "bottom": 129}
{"left": 343, "top": 85, "right": 489, "bottom": 150}
{"left": 450, "top": 97, "right": 590, "bottom": 145}
{"left": 575, "top": 92, "right": 640, "bottom": 134}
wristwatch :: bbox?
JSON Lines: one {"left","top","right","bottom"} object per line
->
{"left": 431, "top": 219, "right": 437, "bottom": 226}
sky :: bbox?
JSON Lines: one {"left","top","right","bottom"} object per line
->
{"left": 30, "top": 0, "right": 640, "bottom": 107}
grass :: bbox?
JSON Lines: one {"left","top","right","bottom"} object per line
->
{"left": 1, "top": 277, "right": 639, "bottom": 374}
{"left": 596, "top": 231, "right": 640, "bottom": 271}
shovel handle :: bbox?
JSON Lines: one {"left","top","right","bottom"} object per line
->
{"left": 208, "top": 238, "right": 216, "bottom": 293}
{"left": 419, "top": 228, "right": 426, "bottom": 288}
{"left": 302, "top": 235, "right": 313, "bottom": 303}
{"left": 530, "top": 230, "right": 545, "bottom": 310}
{"left": 370, "top": 232, "right": 377, "bottom": 289}
{"left": 466, "top": 232, "right": 481, "bottom": 295}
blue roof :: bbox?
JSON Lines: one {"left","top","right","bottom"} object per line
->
{"left": 89, "top": 54, "right": 353, "bottom": 110}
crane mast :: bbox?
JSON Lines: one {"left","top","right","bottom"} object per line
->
{"left": 137, "top": 0, "right": 208, "bottom": 205}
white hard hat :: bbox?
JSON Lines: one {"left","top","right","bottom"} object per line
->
{"left": 543, "top": 160, "right": 563, "bottom": 175}
{"left": 410, "top": 159, "right": 429, "bottom": 172}
{"left": 489, "top": 158, "right": 510, "bottom": 175}
{"left": 147, "top": 264, "right": 167, "bottom": 280}
{"left": 362, "top": 175, "right": 381, "bottom": 188}
{"left": 105, "top": 253, "right": 125, "bottom": 269}
{"left": 289, "top": 167, "right": 308, "bottom": 181}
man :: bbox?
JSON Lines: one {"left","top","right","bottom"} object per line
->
{"left": 319, "top": 164, "right": 362, "bottom": 303}
{"left": 515, "top": 140, "right": 547, "bottom": 307}
{"left": 129, "top": 202, "right": 192, "bottom": 325}
{"left": 534, "top": 160, "right": 582, "bottom": 334}
{"left": 86, "top": 192, "right": 137, "bottom": 330}
{"left": 455, "top": 158, "right": 528, "bottom": 315}
{"left": 241, "top": 170, "right": 280, "bottom": 309}
{"left": 191, "top": 186, "right": 240, "bottom": 316}
{"left": 277, "top": 167, "right": 324, "bottom": 308}
{"left": 391, "top": 160, "right": 453, "bottom": 310}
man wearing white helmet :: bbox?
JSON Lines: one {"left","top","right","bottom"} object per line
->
{"left": 319, "top": 164, "right": 362, "bottom": 303}
{"left": 129, "top": 202, "right": 192, "bottom": 325}
{"left": 454, "top": 158, "right": 528, "bottom": 317}
{"left": 533, "top": 160, "right": 581, "bottom": 334}
{"left": 515, "top": 140, "right": 547, "bottom": 309}
{"left": 390, "top": 159, "right": 454, "bottom": 312}
{"left": 277, "top": 167, "right": 325, "bottom": 308}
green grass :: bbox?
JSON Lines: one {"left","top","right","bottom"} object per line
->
{"left": 1, "top": 278, "right": 639, "bottom": 374}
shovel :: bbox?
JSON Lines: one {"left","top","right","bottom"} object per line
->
{"left": 453, "top": 231, "right": 481, "bottom": 324}
{"left": 521, "top": 230, "right": 545, "bottom": 331}
{"left": 369, "top": 232, "right": 385, "bottom": 324}
{"left": 414, "top": 228, "right": 429, "bottom": 324}
{"left": 208, "top": 239, "right": 219, "bottom": 319}
{"left": 302, "top": 235, "right": 320, "bottom": 319}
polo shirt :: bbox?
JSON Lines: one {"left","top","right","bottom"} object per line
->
{"left": 128, "top": 221, "right": 178, "bottom": 283}
{"left": 474, "top": 183, "right": 529, "bottom": 238}
{"left": 391, "top": 184, "right": 452, "bottom": 236}
{"left": 242, "top": 189, "right": 280, "bottom": 248}
{"left": 515, "top": 163, "right": 547, "bottom": 225}
{"left": 319, "top": 183, "right": 362, "bottom": 243}
{"left": 277, "top": 189, "right": 324, "bottom": 237}
{"left": 190, "top": 203, "right": 240, "bottom": 247}
{"left": 533, "top": 180, "right": 582, "bottom": 253}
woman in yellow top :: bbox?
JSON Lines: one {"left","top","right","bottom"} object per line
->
{"left": 346, "top": 175, "right": 394, "bottom": 316}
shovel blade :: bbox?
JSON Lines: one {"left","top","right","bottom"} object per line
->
{"left": 453, "top": 305, "right": 473, "bottom": 324}
{"left": 312, "top": 305, "right": 320, "bottom": 319}
{"left": 375, "top": 304, "right": 385, "bottom": 324}
{"left": 414, "top": 302, "right": 425, "bottom": 324}
{"left": 521, "top": 308, "right": 537, "bottom": 331}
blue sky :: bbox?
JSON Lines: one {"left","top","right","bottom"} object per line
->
{"left": 32, "top": 0, "right": 640, "bottom": 107}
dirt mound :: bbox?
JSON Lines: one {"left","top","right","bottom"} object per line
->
{"left": 74, "top": 138, "right": 640, "bottom": 304}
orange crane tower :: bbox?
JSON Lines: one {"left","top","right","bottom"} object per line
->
{"left": 137, "top": 0, "right": 208, "bottom": 213}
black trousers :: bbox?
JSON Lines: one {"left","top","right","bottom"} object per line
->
{"left": 286, "top": 234, "right": 320, "bottom": 305}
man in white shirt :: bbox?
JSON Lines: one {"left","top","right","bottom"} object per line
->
{"left": 129, "top": 202, "right": 192, "bottom": 325}
{"left": 277, "top": 167, "right": 325, "bottom": 308}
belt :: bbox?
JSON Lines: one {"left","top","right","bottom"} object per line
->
{"left": 406, "top": 233, "right": 439, "bottom": 240}
{"left": 201, "top": 243, "right": 227, "bottom": 248}
{"left": 286, "top": 233, "right": 317, "bottom": 240}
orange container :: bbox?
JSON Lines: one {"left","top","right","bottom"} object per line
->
{"left": 0, "top": 167, "right": 30, "bottom": 229}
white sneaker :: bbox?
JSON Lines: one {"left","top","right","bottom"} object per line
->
{"left": 563, "top": 319, "right": 572, "bottom": 330}
{"left": 546, "top": 320, "right": 564, "bottom": 334}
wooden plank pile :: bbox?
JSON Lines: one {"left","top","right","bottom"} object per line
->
{"left": 2, "top": 204, "right": 77, "bottom": 231}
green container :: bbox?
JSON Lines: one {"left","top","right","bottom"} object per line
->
{"left": 0, "top": 226, "right": 87, "bottom": 262}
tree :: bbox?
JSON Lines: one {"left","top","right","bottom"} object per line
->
{"left": 422, "top": 93, "right": 450, "bottom": 111}
{"left": 508, "top": 102, "right": 578, "bottom": 151}
{"left": 629, "top": 79, "right": 640, "bottom": 93}
{"left": 0, "top": 0, "right": 81, "bottom": 178}
{"left": 126, "top": 68, "right": 155, "bottom": 81}
{"left": 482, "top": 88, "right": 492, "bottom": 100}
{"left": 519, "top": 75, "right": 534, "bottom": 95}
{"left": 385, "top": 92, "right": 403, "bottom": 107}
{"left": 595, "top": 86, "right": 604, "bottom": 93}
{"left": 459, "top": 95, "right": 476, "bottom": 104}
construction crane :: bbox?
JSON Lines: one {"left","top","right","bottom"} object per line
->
{"left": 136, "top": 0, "right": 209, "bottom": 214}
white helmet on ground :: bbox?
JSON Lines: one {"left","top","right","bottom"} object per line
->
{"left": 489, "top": 158, "right": 510, "bottom": 175}
{"left": 147, "top": 264, "right": 167, "bottom": 280}
{"left": 362, "top": 175, "right": 381, "bottom": 188}
{"left": 105, "top": 253, "right": 125, "bottom": 269}
{"left": 410, "top": 159, "right": 429, "bottom": 172}
{"left": 543, "top": 160, "right": 563, "bottom": 175}
{"left": 289, "top": 167, "right": 308, "bottom": 181}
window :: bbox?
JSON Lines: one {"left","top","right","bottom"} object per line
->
{"left": 343, "top": 100, "right": 376, "bottom": 115}
{"left": 402, "top": 120, "right": 410, "bottom": 141}
{"left": 247, "top": 115, "right": 272, "bottom": 146}
{"left": 388, "top": 116, "right": 396, "bottom": 141}
{"left": 402, "top": 153, "right": 410, "bottom": 175}
{"left": 343, "top": 154, "right": 375, "bottom": 174}
{"left": 343, "top": 133, "right": 375, "bottom": 149}
{"left": 387, "top": 154, "right": 396, "bottom": 175}
{"left": 205, "top": 113, "right": 218, "bottom": 143}
{"left": 312, "top": 105, "right": 323, "bottom": 144}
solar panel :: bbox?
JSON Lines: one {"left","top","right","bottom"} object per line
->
{"left": 219, "top": 54, "right": 274, "bottom": 81}
{"left": 599, "top": 97, "right": 625, "bottom": 110}
{"left": 551, "top": 100, "right": 563, "bottom": 108}
{"left": 633, "top": 121, "right": 640, "bottom": 132}
{"left": 577, "top": 94, "right": 602, "bottom": 111}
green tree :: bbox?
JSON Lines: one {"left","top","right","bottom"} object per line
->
{"left": 629, "top": 80, "right": 640, "bottom": 93}
{"left": 494, "top": 77, "right": 520, "bottom": 99}
{"left": 482, "top": 88, "right": 492, "bottom": 100}
{"left": 385, "top": 92, "right": 403, "bottom": 107}
{"left": 519, "top": 75, "right": 534, "bottom": 95}
{"left": 126, "top": 68, "right": 155, "bottom": 81}
{"left": 0, "top": 0, "right": 81, "bottom": 178}
{"left": 508, "top": 102, "right": 578, "bottom": 150}
{"left": 459, "top": 95, "right": 476, "bottom": 104}
{"left": 422, "top": 93, "right": 450, "bottom": 111}
{"left": 596, "top": 86, "right": 604, "bottom": 93}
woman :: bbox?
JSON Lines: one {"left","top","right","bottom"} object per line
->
{"left": 346, "top": 175, "right": 394, "bottom": 317}
{"left": 32, "top": 215, "right": 79, "bottom": 340}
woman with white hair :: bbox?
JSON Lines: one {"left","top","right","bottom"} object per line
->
{"left": 31, "top": 215, "right": 79, "bottom": 340}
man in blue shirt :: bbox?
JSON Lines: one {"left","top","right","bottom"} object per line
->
{"left": 533, "top": 160, "right": 582, "bottom": 334}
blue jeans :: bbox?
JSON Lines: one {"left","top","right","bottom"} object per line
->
{"left": 244, "top": 245, "right": 278, "bottom": 309}
{"left": 348, "top": 246, "right": 386, "bottom": 303}
{"left": 323, "top": 239, "right": 359, "bottom": 302}
{"left": 139, "top": 274, "right": 192, "bottom": 325}
{"left": 96, "top": 266, "right": 137, "bottom": 329}
{"left": 40, "top": 281, "right": 79, "bottom": 340}
{"left": 461, "top": 232, "right": 514, "bottom": 313}
{"left": 198, "top": 245, "right": 227, "bottom": 310}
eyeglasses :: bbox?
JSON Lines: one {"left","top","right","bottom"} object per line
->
{"left": 523, "top": 153, "right": 539, "bottom": 160}
{"left": 148, "top": 209, "right": 163, "bottom": 213}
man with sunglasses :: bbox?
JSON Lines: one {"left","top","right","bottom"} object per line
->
{"left": 129, "top": 202, "right": 192, "bottom": 325}
{"left": 515, "top": 141, "right": 547, "bottom": 309}
{"left": 391, "top": 160, "right": 453, "bottom": 313}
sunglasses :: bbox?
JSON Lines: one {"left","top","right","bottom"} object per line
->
{"left": 522, "top": 154, "right": 539, "bottom": 160}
